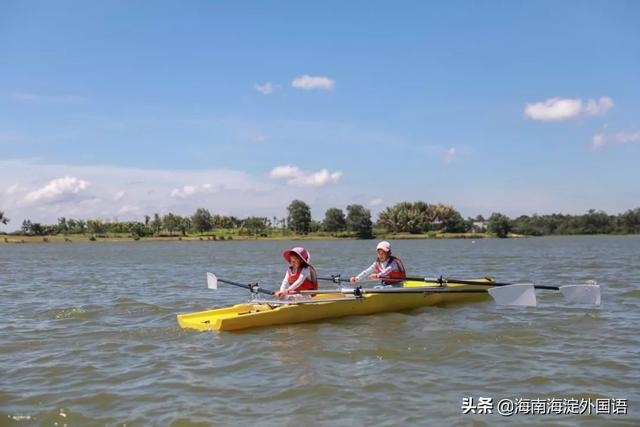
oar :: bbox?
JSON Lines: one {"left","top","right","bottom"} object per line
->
{"left": 403, "top": 275, "right": 601, "bottom": 306}
{"left": 318, "top": 274, "right": 350, "bottom": 284}
{"left": 300, "top": 283, "right": 538, "bottom": 307}
{"left": 318, "top": 274, "right": 537, "bottom": 306}
{"left": 206, "top": 272, "right": 275, "bottom": 296}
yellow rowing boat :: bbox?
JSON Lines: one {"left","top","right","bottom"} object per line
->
{"left": 177, "top": 278, "right": 494, "bottom": 332}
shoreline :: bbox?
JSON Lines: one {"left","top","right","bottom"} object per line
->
{"left": 0, "top": 232, "right": 494, "bottom": 244}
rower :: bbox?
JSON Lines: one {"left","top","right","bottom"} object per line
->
{"left": 275, "top": 247, "right": 318, "bottom": 299}
{"left": 350, "top": 241, "right": 407, "bottom": 287}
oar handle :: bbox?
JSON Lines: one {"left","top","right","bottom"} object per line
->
{"left": 218, "top": 277, "right": 275, "bottom": 295}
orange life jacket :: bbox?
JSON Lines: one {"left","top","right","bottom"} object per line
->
{"left": 374, "top": 256, "right": 406, "bottom": 285}
{"left": 286, "top": 265, "right": 318, "bottom": 293}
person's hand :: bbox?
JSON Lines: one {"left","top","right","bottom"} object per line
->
{"left": 350, "top": 277, "right": 358, "bottom": 283}
{"left": 275, "top": 290, "right": 285, "bottom": 298}
{"left": 368, "top": 273, "right": 379, "bottom": 280}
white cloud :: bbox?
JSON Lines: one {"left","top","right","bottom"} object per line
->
{"left": 524, "top": 98, "right": 583, "bottom": 121}
{"left": 270, "top": 165, "right": 343, "bottom": 187}
{"left": 524, "top": 96, "right": 614, "bottom": 121}
{"left": 592, "top": 131, "right": 640, "bottom": 150}
{"left": 0, "top": 160, "right": 293, "bottom": 228}
{"left": 254, "top": 83, "right": 274, "bottom": 95}
{"left": 11, "top": 92, "right": 86, "bottom": 106}
{"left": 369, "top": 198, "right": 384, "bottom": 207}
{"left": 291, "top": 75, "right": 335, "bottom": 90}
{"left": 585, "top": 97, "right": 614, "bottom": 116}
{"left": 170, "top": 184, "right": 213, "bottom": 198}
{"left": 25, "top": 176, "right": 89, "bottom": 202}
{"left": 113, "top": 191, "right": 126, "bottom": 201}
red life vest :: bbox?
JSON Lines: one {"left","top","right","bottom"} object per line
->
{"left": 286, "top": 266, "right": 318, "bottom": 293}
{"left": 374, "top": 256, "right": 406, "bottom": 285}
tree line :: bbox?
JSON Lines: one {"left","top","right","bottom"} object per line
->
{"left": 2, "top": 204, "right": 640, "bottom": 239}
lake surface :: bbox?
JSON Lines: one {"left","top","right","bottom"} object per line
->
{"left": 1, "top": 237, "right": 639, "bottom": 426}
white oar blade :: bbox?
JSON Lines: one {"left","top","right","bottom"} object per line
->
{"left": 206, "top": 272, "right": 218, "bottom": 290}
{"left": 559, "top": 283, "right": 601, "bottom": 306}
{"left": 488, "top": 283, "right": 537, "bottom": 307}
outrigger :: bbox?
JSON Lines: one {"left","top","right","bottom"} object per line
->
{"left": 176, "top": 273, "right": 601, "bottom": 332}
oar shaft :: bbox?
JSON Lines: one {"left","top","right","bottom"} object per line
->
{"left": 318, "top": 276, "right": 351, "bottom": 283}
{"left": 402, "top": 276, "right": 559, "bottom": 291}
{"left": 218, "top": 277, "right": 275, "bottom": 295}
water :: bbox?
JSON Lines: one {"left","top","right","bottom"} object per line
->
{"left": 1, "top": 237, "right": 639, "bottom": 426}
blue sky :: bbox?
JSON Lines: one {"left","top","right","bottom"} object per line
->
{"left": 1, "top": 0, "right": 639, "bottom": 229}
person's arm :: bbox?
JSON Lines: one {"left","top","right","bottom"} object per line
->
{"left": 279, "top": 272, "right": 289, "bottom": 292}
{"left": 376, "top": 260, "right": 396, "bottom": 277}
{"left": 353, "top": 263, "right": 376, "bottom": 282}
{"left": 286, "top": 268, "right": 309, "bottom": 293}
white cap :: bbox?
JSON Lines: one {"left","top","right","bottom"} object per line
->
{"left": 376, "top": 241, "right": 391, "bottom": 252}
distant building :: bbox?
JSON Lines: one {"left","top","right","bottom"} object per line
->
{"left": 472, "top": 221, "right": 488, "bottom": 232}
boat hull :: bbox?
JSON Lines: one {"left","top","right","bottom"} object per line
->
{"left": 177, "top": 279, "right": 494, "bottom": 331}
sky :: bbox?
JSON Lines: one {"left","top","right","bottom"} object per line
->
{"left": 1, "top": 0, "right": 639, "bottom": 230}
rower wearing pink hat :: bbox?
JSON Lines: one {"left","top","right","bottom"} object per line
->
{"left": 275, "top": 247, "right": 318, "bottom": 298}
{"left": 350, "top": 241, "right": 406, "bottom": 286}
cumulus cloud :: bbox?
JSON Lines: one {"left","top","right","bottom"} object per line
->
{"left": 291, "top": 75, "right": 335, "bottom": 90}
{"left": 592, "top": 131, "right": 640, "bottom": 150}
{"left": 170, "top": 184, "right": 213, "bottom": 198}
{"left": 254, "top": 83, "right": 274, "bottom": 95}
{"left": 585, "top": 97, "right": 614, "bottom": 116}
{"left": 24, "top": 176, "right": 89, "bottom": 202}
{"left": 270, "top": 165, "right": 343, "bottom": 187}
{"left": 11, "top": 92, "right": 86, "bottom": 106}
{"left": 524, "top": 96, "right": 614, "bottom": 121}
{"left": 0, "top": 160, "right": 301, "bottom": 228}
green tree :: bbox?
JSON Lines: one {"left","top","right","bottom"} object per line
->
{"left": 377, "top": 202, "right": 457, "bottom": 233}
{"left": 617, "top": 208, "right": 640, "bottom": 234}
{"left": 151, "top": 213, "right": 162, "bottom": 235}
{"left": 163, "top": 213, "right": 181, "bottom": 236}
{"left": 488, "top": 213, "right": 512, "bottom": 238}
{"left": 0, "top": 210, "right": 9, "bottom": 226}
{"left": 442, "top": 211, "right": 469, "bottom": 233}
{"left": 179, "top": 217, "right": 192, "bottom": 236}
{"left": 87, "top": 220, "right": 106, "bottom": 235}
{"left": 346, "top": 204, "right": 373, "bottom": 239}
{"left": 309, "top": 220, "right": 322, "bottom": 233}
{"left": 130, "top": 222, "right": 150, "bottom": 238}
{"left": 578, "top": 209, "right": 614, "bottom": 234}
{"left": 322, "top": 208, "right": 346, "bottom": 232}
{"left": 21, "top": 219, "right": 32, "bottom": 235}
{"left": 57, "top": 217, "right": 69, "bottom": 235}
{"left": 192, "top": 208, "right": 213, "bottom": 234}
{"left": 243, "top": 217, "right": 269, "bottom": 236}
{"left": 287, "top": 200, "right": 312, "bottom": 234}
{"left": 31, "top": 223, "right": 45, "bottom": 235}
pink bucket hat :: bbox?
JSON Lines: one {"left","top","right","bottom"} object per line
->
{"left": 283, "top": 247, "right": 311, "bottom": 264}
{"left": 376, "top": 241, "right": 391, "bottom": 252}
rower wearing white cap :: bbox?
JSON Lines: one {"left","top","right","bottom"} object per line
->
{"left": 350, "top": 241, "right": 407, "bottom": 287}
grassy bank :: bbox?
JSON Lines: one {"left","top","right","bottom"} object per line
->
{"left": 1, "top": 230, "right": 494, "bottom": 244}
